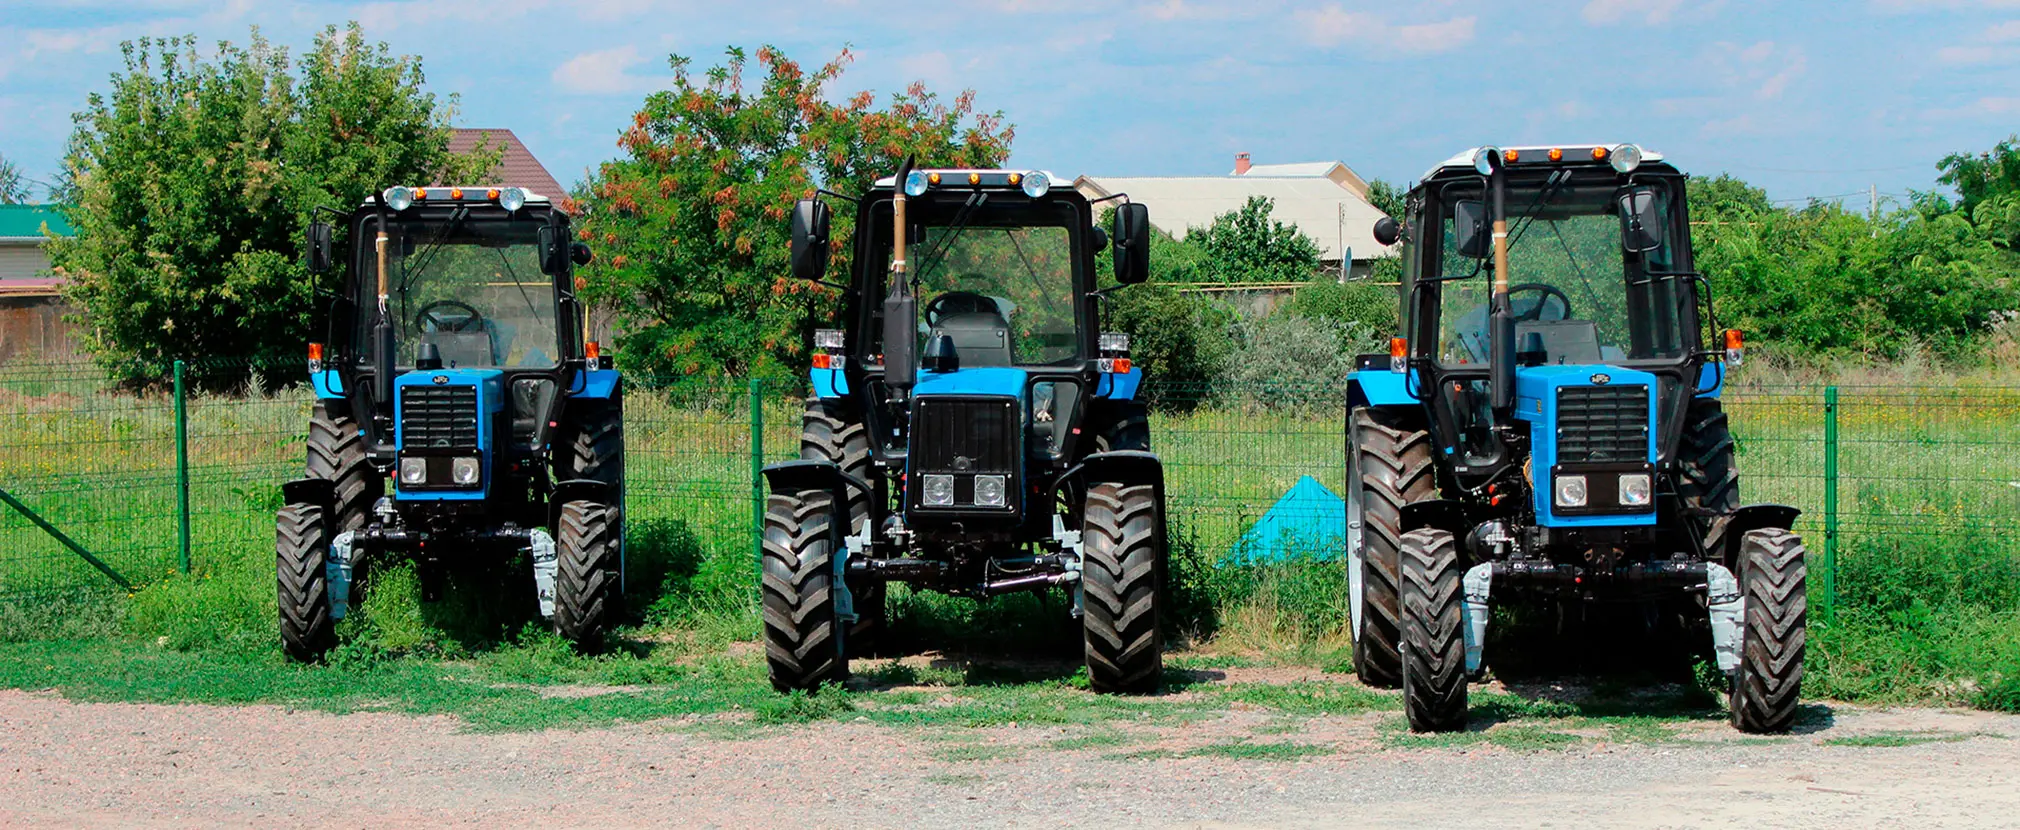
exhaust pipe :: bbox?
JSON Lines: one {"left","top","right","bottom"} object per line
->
{"left": 1488, "top": 155, "right": 1515, "bottom": 414}
{"left": 883, "top": 156, "right": 918, "bottom": 397}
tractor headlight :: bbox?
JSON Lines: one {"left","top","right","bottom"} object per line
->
{"left": 399, "top": 457, "right": 427, "bottom": 485}
{"left": 1554, "top": 474, "right": 1588, "bottom": 508}
{"left": 451, "top": 456, "right": 481, "bottom": 485}
{"left": 1609, "top": 144, "right": 1644, "bottom": 174}
{"left": 1472, "top": 146, "right": 1500, "bottom": 176}
{"left": 923, "top": 474, "right": 955, "bottom": 506}
{"left": 1619, "top": 473, "right": 1651, "bottom": 506}
{"left": 974, "top": 474, "right": 1007, "bottom": 508}
{"left": 383, "top": 186, "right": 414, "bottom": 211}
{"left": 904, "top": 170, "right": 931, "bottom": 197}
{"left": 498, "top": 187, "right": 527, "bottom": 212}
{"left": 1021, "top": 170, "right": 1051, "bottom": 199}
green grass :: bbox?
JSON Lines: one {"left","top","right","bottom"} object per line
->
{"left": 1822, "top": 731, "right": 1970, "bottom": 748}
{"left": 3, "top": 368, "right": 2020, "bottom": 728}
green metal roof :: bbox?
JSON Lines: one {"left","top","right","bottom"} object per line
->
{"left": 0, "top": 204, "right": 74, "bottom": 241}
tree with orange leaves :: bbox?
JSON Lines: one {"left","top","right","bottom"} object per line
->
{"left": 572, "top": 45, "right": 1013, "bottom": 388}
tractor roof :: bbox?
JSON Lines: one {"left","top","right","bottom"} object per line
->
{"left": 870, "top": 168, "right": 1070, "bottom": 190}
{"left": 353, "top": 185, "right": 553, "bottom": 209}
{"left": 1423, "top": 144, "right": 1668, "bottom": 182}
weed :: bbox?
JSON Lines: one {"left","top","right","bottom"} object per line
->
{"left": 1823, "top": 731, "right": 1975, "bottom": 748}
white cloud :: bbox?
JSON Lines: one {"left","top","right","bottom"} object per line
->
{"left": 1582, "top": 0, "right": 1685, "bottom": 24}
{"left": 552, "top": 45, "right": 658, "bottom": 95}
{"left": 1927, "top": 95, "right": 2020, "bottom": 117}
{"left": 1872, "top": 0, "right": 2020, "bottom": 11}
{"left": 1934, "top": 18, "right": 2020, "bottom": 63}
{"left": 1298, "top": 5, "right": 1476, "bottom": 54}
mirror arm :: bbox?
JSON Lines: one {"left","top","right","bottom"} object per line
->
{"left": 1087, "top": 192, "right": 1130, "bottom": 206}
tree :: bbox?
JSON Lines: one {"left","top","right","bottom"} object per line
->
{"left": 1937, "top": 136, "right": 2020, "bottom": 216}
{"left": 49, "top": 25, "right": 495, "bottom": 387}
{"left": 1366, "top": 178, "right": 1405, "bottom": 220}
{"left": 0, "top": 152, "right": 28, "bottom": 204}
{"left": 1185, "top": 196, "right": 1324, "bottom": 284}
{"left": 572, "top": 46, "right": 1013, "bottom": 386}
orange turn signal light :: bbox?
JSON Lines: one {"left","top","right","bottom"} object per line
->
{"left": 812, "top": 353, "right": 833, "bottom": 369}
{"left": 1008, "top": 173, "right": 1022, "bottom": 185}
{"left": 1591, "top": 147, "right": 1609, "bottom": 161}
{"left": 307, "top": 342, "right": 324, "bottom": 361}
{"left": 488, "top": 188, "right": 501, "bottom": 200}
{"left": 1110, "top": 357, "right": 1132, "bottom": 373}
{"left": 585, "top": 340, "right": 601, "bottom": 360}
{"left": 928, "top": 172, "right": 942, "bottom": 185}
{"left": 449, "top": 188, "right": 464, "bottom": 200}
{"left": 968, "top": 172, "right": 981, "bottom": 185}
{"left": 1548, "top": 148, "right": 1563, "bottom": 162}
{"left": 413, "top": 188, "right": 428, "bottom": 200}
{"left": 1503, "top": 149, "right": 1520, "bottom": 163}
{"left": 1390, "top": 337, "right": 1407, "bottom": 358}
{"left": 1724, "top": 329, "right": 1744, "bottom": 350}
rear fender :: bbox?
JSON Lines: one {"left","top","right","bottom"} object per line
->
{"left": 1719, "top": 503, "right": 1803, "bottom": 563}
{"left": 1069, "top": 450, "right": 1163, "bottom": 491}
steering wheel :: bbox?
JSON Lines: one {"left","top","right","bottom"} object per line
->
{"left": 415, "top": 300, "right": 485, "bottom": 333}
{"left": 1507, "top": 283, "right": 1572, "bottom": 322}
{"left": 924, "top": 291, "right": 1001, "bottom": 328}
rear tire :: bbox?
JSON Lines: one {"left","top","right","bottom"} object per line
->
{"left": 1677, "top": 398, "right": 1739, "bottom": 561}
{"left": 307, "top": 402, "right": 380, "bottom": 534}
{"left": 762, "top": 491, "right": 845, "bottom": 692}
{"left": 1082, "top": 482, "right": 1164, "bottom": 694}
{"left": 1349, "top": 407, "right": 1435, "bottom": 689}
{"left": 553, "top": 500, "right": 619, "bottom": 648}
{"left": 800, "top": 398, "right": 882, "bottom": 655}
{"left": 1731, "top": 528, "right": 1806, "bottom": 734}
{"left": 1092, "top": 400, "right": 1151, "bottom": 453}
{"left": 1400, "top": 528, "right": 1467, "bottom": 733}
{"left": 277, "top": 503, "right": 335, "bottom": 663}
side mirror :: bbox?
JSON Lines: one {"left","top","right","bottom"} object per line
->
{"left": 1111, "top": 202, "right": 1151, "bottom": 285}
{"left": 1372, "top": 216, "right": 1401, "bottom": 247}
{"left": 790, "top": 199, "right": 832, "bottom": 281}
{"left": 537, "top": 225, "right": 566, "bottom": 275}
{"left": 1452, "top": 199, "right": 1489, "bottom": 259}
{"left": 306, "top": 221, "right": 333, "bottom": 274}
{"left": 571, "top": 242, "right": 593, "bottom": 266}
{"left": 1618, "top": 189, "right": 1665, "bottom": 253}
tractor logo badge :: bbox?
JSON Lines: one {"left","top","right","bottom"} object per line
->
{"left": 432, "top": 375, "right": 449, "bottom": 384}
{"left": 1590, "top": 373, "right": 1611, "bottom": 385}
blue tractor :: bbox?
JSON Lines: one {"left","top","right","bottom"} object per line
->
{"left": 1346, "top": 145, "right": 1807, "bottom": 733}
{"left": 276, "top": 185, "right": 621, "bottom": 661}
{"left": 762, "top": 161, "right": 1166, "bottom": 693}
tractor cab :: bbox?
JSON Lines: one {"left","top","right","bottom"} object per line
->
{"left": 1346, "top": 145, "right": 1807, "bottom": 735}
{"left": 763, "top": 163, "right": 1170, "bottom": 694}
{"left": 275, "top": 185, "right": 625, "bottom": 662}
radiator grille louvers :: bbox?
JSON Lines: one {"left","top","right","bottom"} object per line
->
{"left": 913, "top": 398, "right": 1018, "bottom": 473}
{"left": 400, "top": 385, "right": 480, "bottom": 450}
{"left": 1556, "top": 384, "right": 1649, "bottom": 464}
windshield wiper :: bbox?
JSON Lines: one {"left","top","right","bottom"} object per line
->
{"left": 400, "top": 207, "right": 471, "bottom": 296}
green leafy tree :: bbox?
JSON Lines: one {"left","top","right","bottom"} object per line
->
{"left": 572, "top": 46, "right": 1013, "bottom": 386}
{"left": 0, "top": 152, "right": 28, "bottom": 204}
{"left": 1366, "top": 178, "right": 1405, "bottom": 220}
{"left": 1187, "top": 196, "right": 1323, "bottom": 283}
{"left": 49, "top": 25, "right": 495, "bottom": 387}
{"left": 1936, "top": 136, "right": 2020, "bottom": 216}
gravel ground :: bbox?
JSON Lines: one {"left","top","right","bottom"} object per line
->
{"left": 4, "top": 689, "right": 2017, "bottom": 828}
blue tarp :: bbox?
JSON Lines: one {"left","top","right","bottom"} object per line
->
{"left": 1223, "top": 475, "right": 1346, "bottom": 565}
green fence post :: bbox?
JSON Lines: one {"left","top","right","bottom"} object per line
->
{"left": 174, "top": 359, "right": 192, "bottom": 574}
{"left": 1821, "top": 385, "right": 1839, "bottom": 621}
{"left": 750, "top": 379, "right": 765, "bottom": 575}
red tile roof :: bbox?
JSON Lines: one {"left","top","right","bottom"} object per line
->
{"left": 447, "top": 128, "right": 566, "bottom": 199}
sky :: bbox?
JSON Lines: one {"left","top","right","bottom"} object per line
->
{"left": 3, "top": 0, "right": 2019, "bottom": 211}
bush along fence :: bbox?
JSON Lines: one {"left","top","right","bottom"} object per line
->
{"left": 2, "top": 359, "right": 2017, "bottom": 632}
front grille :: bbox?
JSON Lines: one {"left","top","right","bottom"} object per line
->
{"left": 912, "top": 397, "right": 1018, "bottom": 473}
{"left": 400, "top": 384, "right": 480, "bottom": 450}
{"left": 1556, "top": 384, "right": 1649, "bottom": 464}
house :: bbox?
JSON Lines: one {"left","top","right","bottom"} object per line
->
{"left": 0, "top": 204, "right": 78, "bottom": 362}
{"left": 448, "top": 128, "right": 567, "bottom": 198}
{"left": 1074, "top": 156, "right": 1395, "bottom": 279}
{"left": 1231, "top": 152, "right": 1375, "bottom": 203}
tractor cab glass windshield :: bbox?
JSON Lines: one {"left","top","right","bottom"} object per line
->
{"left": 870, "top": 199, "right": 1083, "bottom": 367}
{"left": 358, "top": 215, "right": 559, "bottom": 369}
{"left": 1432, "top": 176, "right": 1688, "bottom": 367}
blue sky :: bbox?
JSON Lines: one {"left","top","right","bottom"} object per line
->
{"left": 3, "top": 0, "right": 2018, "bottom": 210}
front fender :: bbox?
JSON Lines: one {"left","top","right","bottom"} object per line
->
{"left": 1069, "top": 450, "right": 1164, "bottom": 489}
{"left": 1719, "top": 503, "right": 1804, "bottom": 563}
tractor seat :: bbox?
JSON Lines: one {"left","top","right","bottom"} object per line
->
{"left": 929, "top": 312, "right": 1015, "bottom": 368}
{"left": 1513, "top": 319, "right": 1604, "bottom": 365}
{"left": 423, "top": 331, "right": 495, "bottom": 368}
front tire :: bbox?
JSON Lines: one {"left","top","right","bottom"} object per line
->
{"left": 1082, "top": 482, "right": 1164, "bottom": 694}
{"left": 1349, "top": 407, "right": 1435, "bottom": 689}
{"left": 762, "top": 491, "right": 845, "bottom": 692}
{"left": 553, "top": 500, "right": 619, "bottom": 647}
{"left": 1731, "top": 528, "right": 1807, "bottom": 734}
{"left": 1400, "top": 528, "right": 1467, "bottom": 733}
{"left": 277, "top": 503, "right": 335, "bottom": 663}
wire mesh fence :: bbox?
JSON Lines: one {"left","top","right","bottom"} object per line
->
{"left": 3, "top": 358, "right": 2017, "bottom": 613}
